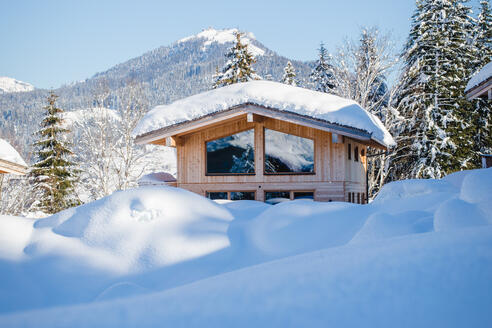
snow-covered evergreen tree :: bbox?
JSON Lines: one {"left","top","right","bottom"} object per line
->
{"left": 31, "top": 92, "right": 79, "bottom": 213}
{"left": 213, "top": 32, "right": 261, "bottom": 88}
{"left": 309, "top": 43, "right": 336, "bottom": 93}
{"left": 394, "top": 0, "right": 476, "bottom": 179}
{"left": 475, "top": 0, "right": 492, "bottom": 63}
{"left": 281, "top": 61, "right": 297, "bottom": 86}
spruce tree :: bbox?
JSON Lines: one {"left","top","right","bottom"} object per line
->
{"left": 213, "top": 32, "right": 261, "bottom": 88}
{"left": 281, "top": 61, "right": 297, "bottom": 86}
{"left": 31, "top": 92, "right": 79, "bottom": 213}
{"left": 309, "top": 43, "right": 336, "bottom": 93}
{"left": 394, "top": 0, "right": 476, "bottom": 179}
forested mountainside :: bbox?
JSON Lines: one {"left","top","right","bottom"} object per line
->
{"left": 0, "top": 28, "right": 313, "bottom": 160}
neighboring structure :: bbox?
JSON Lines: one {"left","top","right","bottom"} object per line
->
{"left": 465, "top": 61, "right": 492, "bottom": 100}
{"left": 0, "top": 138, "right": 28, "bottom": 175}
{"left": 481, "top": 154, "right": 492, "bottom": 169}
{"left": 133, "top": 81, "right": 395, "bottom": 203}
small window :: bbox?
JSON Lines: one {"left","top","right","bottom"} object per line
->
{"left": 206, "top": 129, "right": 254, "bottom": 175}
{"left": 361, "top": 149, "right": 365, "bottom": 157}
{"left": 206, "top": 192, "right": 228, "bottom": 200}
{"left": 357, "top": 192, "right": 361, "bottom": 204}
{"left": 348, "top": 143, "right": 352, "bottom": 160}
{"left": 361, "top": 193, "right": 365, "bottom": 204}
{"left": 230, "top": 191, "right": 255, "bottom": 201}
{"left": 293, "top": 191, "right": 314, "bottom": 200}
{"left": 264, "top": 129, "right": 314, "bottom": 174}
{"left": 354, "top": 146, "right": 359, "bottom": 162}
{"left": 265, "top": 191, "right": 291, "bottom": 204}
{"left": 348, "top": 192, "right": 352, "bottom": 203}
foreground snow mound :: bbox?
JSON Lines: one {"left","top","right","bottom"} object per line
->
{"left": 33, "top": 186, "right": 233, "bottom": 272}
{"left": 0, "top": 168, "right": 492, "bottom": 325}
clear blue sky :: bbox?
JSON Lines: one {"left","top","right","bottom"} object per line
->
{"left": 0, "top": 0, "right": 483, "bottom": 89}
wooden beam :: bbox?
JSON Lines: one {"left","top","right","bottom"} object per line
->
{"left": 0, "top": 159, "right": 28, "bottom": 175}
{"left": 247, "top": 113, "right": 263, "bottom": 123}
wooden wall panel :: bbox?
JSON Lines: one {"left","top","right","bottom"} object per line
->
{"left": 174, "top": 114, "right": 367, "bottom": 202}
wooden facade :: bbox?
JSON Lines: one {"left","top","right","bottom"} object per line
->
{"left": 140, "top": 105, "right": 371, "bottom": 203}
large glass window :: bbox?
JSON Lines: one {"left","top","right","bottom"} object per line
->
{"left": 206, "top": 129, "right": 255, "bottom": 174}
{"left": 264, "top": 129, "right": 314, "bottom": 174}
{"left": 265, "top": 191, "right": 291, "bottom": 204}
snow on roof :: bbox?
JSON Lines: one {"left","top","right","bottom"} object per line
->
{"left": 0, "top": 138, "right": 27, "bottom": 167}
{"left": 133, "top": 81, "right": 396, "bottom": 148}
{"left": 177, "top": 28, "right": 265, "bottom": 57}
{"left": 465, "top": 61, "right": 492, "bottom": 92}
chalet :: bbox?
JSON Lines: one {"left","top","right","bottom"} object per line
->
{"left": 465, "top": 61, "right": 492, "bottom": 101}
{"left": 133, "top": 81, "right": 395, "bottom": 204}
{"left": 0, "top": 138, "right": 28, "bottom": 176}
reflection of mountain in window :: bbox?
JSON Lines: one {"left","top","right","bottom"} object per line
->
{"left": 264, "top": 129, "right": 314, "bottom": 174}
{"left": 206, "top": 129, "right": 255, "bottom": 174}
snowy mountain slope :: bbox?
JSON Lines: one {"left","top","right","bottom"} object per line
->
{"left": 0, "top": 168, "right": 491, "bottom": 327}
{"left": 0, "top": 77, "right": 34, "bottom": 93}
{"left": 0, "top": 28, "right": 313, "bottom": 155}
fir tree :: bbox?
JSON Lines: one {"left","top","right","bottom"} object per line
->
{"left": 31, "top": 92, "right": 79, "bottom": 213}
{"left": 394, "top": 0, "right": 476, "bottom": 179}
{"left": 309, "top": 43, "right": 336, "bottom": 93}
{"left": 281, "top": 61, "right": 297, "bottom": 86}
{"left": 475, "top": 0, "right": 492, "bottom": 63}
{"left": 213, "top": 32, "right": 261, "bottom": 88}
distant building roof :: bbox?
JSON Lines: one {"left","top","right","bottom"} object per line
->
{"left": 0, "top": 138, "right": 28, "bottom": 175}
{"left": 465, "top": 62, "right": 492, "bottom": 100}
{"left": 133, "top": 81, "right": 395, "bottom": 149}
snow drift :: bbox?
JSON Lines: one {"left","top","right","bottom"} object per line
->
{"left": 0, "top": 168, "right": 491, "bottom": 327}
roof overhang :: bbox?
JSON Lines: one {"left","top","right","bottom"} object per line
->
{"left": 0, "top": 159, "right": 28, "bottom": 175}
{"left": 134, "top": 103, "right": 388, "bottom": 149}
{"left": 466, "top": 77, "right": 492, "bottom": 100}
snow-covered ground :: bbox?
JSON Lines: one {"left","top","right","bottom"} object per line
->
{"left": 0, "top": 77, "right": 34, "bottom": 93}
{"left": 0, "top": 168, "right": 491, "bottom": 327}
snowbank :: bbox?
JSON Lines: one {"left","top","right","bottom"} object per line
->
{"left": 465, "top": 61, "right": 492, "bottom": 92}
{"left": 0, "top": 168, "right": 491, "bottom": 326}
{"left": 0, "top": 138, "right": 27, "bottom": 167}
{"left": 133, "top": 81, "right": 395, "bottom": 148}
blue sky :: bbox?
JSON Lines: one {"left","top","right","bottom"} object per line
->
{"left": 0, "top": 0, "right": 483, "bottom": 89}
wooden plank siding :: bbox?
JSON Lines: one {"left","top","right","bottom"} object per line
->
{"left": 173, "top": 114, "right": 367, "bottom": 202}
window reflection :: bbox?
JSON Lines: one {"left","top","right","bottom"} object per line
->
{"left": 206, "top": 129, "right": 255, "bottom": 174}
{"left": 264, "top": 129, "right": 314, "bottom": 174}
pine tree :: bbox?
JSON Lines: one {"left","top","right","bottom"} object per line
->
{"left": 394, "top": 0, "right": 476, "bottom": 179}
{"left": 213, "top": 32, "right": 261, "bottom": 88}
{"left": 281, "top": 61, "right": 297, "bottom": 86}
{"left": 475, "top": 0, "right": 492, "bottom": 63}
{"left": 31, "top": 92, "right": 79, "bottom": 213}
{"left": 309, "top": 43, "right": 336, "bottom": 93}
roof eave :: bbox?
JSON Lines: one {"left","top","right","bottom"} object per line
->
{"left": 134, "top": 103, "right": 390, "bottom": 149}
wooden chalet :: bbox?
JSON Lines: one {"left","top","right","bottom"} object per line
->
{"left": 134, "top": 81, "right": 395, "bottom": 204}
{"left": 0, "top": 139, "right": 28, "bottom": 176}
{"left": 466, "top": 61, "right": 492, "bottom": 101}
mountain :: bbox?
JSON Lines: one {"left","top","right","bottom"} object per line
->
{"left": 0, "top": 77, "right": 34, "bottom": 93}
{"left": 0, "top": 28, "right": 314, "bottom": 160}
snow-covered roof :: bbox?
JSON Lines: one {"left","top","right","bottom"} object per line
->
{"left": 0, "top": 138, "right": 27, "bottom": 167}
{"left": 465, "top": 61, "right": 492, "bottom": 92}
{"left": 133, "top": 81, "right": 395, "bottom": 148}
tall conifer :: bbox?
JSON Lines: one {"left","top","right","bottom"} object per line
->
{"left": 213, "top": 32, "right": 261, "bottom": 88}
{"left": 31, "top": 92, "right": 79, "bottom": 213}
